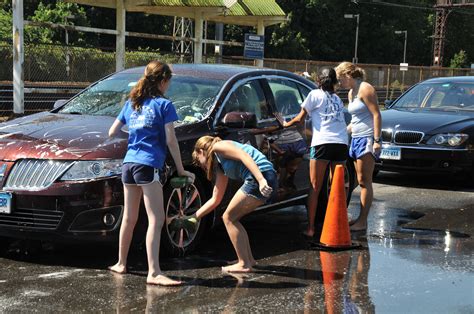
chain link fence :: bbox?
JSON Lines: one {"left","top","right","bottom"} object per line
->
{"left": 1, "top": 41, "right": 472, "bottom": 117}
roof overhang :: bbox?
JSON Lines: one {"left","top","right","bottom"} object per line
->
{"left": 65, "top": 0, "right": 287, "bottom": 27}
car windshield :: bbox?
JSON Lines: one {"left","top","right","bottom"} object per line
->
{"left": 392, "top": 81, "right": 474, "bottom": 112}
{"left": 58, "top": 72, "right": 224, "bottom": 123}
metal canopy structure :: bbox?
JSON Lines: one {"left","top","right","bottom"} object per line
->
{"left": 12, "top": 0, "right": 287, "bottom": 113}
{"left": 66, "top": 0, "right": 287, "bottom": 66}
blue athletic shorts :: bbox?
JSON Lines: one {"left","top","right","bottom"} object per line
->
{"left": 349, "top": 137, "right": 379, "bottom": 160}
{"left": 240, "top": 170, "right": 278, "bottom": 204}
{"left": 122, "top": 163, "right": 166, "bottom": 186}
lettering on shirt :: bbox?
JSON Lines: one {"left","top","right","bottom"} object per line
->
{"left": 129, "top": 107, "right": 155, "bottom": 129}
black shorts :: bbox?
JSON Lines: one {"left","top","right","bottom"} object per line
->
{"left": 122, "top": 163, "right": 166, "bottom": 186}
{"left": 310, "top": 144, "right": 348, "bottom": 162}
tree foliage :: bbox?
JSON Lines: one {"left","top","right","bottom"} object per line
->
{"left": 450, "top": 50, "right": 468, "bottom": 68}
{"left": 0, "top": 0, "right": 472, "bottom": 67}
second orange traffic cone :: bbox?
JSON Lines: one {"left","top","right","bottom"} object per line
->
{"left": 313, "top": 164, "right": 359, "bottom": 250}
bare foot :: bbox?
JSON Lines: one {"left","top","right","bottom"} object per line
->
{"left": 222, "top": 263, "right": 254, "bottom": 273}
{"left": 350, "top": 222, "right": 367, "bottom": 232}
{"left": 108, "top": 263, "right": 127, "bottom": 274}
{"left": 147, "top": 274, "right": 182, "bottom": 286}
{"left": 301, "top": 229, "right": 314, "bottom": 238}
{"left": 250, "top": 259, "right": 257, "bottom": 267}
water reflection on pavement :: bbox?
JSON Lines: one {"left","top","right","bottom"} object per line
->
{"left": 0, "top": 201, "right": 473, "bottom": 312}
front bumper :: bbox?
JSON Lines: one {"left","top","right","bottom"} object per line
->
{"left": 0, "top": 178, "right": 125, "bottom": 242}
{"left": 377, "top": 144, "right": 474, "bottom": 174}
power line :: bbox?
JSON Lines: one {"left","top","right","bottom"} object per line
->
{"left": 356, "top": 0, "right": 474, "bottom": 15}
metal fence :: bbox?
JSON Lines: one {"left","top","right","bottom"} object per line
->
{"left": 0, "top": 41, "right": 472, "bottom": 117}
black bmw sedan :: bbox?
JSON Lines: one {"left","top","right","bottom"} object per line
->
{"left": 379, "top": 76, "right": 474, "bottom": 178}
{"left": 0, "top": 64, "right": 356, "bottom": 255}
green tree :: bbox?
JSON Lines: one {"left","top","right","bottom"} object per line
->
{"left": 449, "top": 50, "right": 468, "bottom": 68}
{"left": 27, "top": 1, "right": 89, "bottom": 44}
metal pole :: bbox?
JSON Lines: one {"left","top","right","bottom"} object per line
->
{"left": 12, "top": 0, "right": 24, "bottom": 114}
{"left": 354, "top": 14, "right": 359, "bottom": 64}
{"left": 116, "top": 0, "right": 125, "bottom": 71}
{"left": 194, "top": 10, "right": 203, "bottom": 64}
{"left": 65, "top": 16, "right": 70, "bottom": 79}
{"left": 256, "top": 19, "right": 265, "bottom": 68}
{"left": 403, "top": 31, "right": 407, "bottom": 64}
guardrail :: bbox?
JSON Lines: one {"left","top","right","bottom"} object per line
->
{"left": 0, "top": 83, "right": 87, "bottom": 116}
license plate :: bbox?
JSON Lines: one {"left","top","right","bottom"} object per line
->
{"left": 0, "top": 192, "right": 12, "bottom": 214}
{"left": 380, "top": 147, "right": 401, "bottom": 160}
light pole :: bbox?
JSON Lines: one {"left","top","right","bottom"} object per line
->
{"left": 64, "top": 14, "right": 75, "bottom": 79}
{"left": 344, "top": 14, "right": 360, "bottom": 64}
{"left": 394, "top": 30, "right": 407, "bottom": 63}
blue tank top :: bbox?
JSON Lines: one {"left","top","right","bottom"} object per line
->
{"left": 215, "top": 142, "right": 274, "bottom": 180}
{"left": 348, "top": 97, "right": 374, "bottom": 138}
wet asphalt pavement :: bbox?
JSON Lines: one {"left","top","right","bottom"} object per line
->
{"left": 0, "top": 172, "right": 473, "bottom": 312}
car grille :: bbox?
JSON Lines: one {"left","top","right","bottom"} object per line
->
{"left": 0, "top": 208, "right": 63, "bottom": 230}
{"left": 4, "top": 159, "right": 74, "bottom": 190}
{"left": 394, "top": 131, "right": 424, "bottom": 144}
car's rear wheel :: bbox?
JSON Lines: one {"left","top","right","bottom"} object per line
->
{"left": 161, "top": 176, "right": 209, "bottom": 256}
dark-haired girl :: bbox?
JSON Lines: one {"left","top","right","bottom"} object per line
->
{"left": 108, "top": 60, "right": 194, "bottom": 285}
{"left": 284, "top": 67, "right": 348, "bottom": 238}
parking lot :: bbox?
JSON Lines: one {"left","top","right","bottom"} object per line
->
{"left": 0, "top": 171, "right": 472, "bottom": 312}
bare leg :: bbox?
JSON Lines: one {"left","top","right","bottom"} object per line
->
{"left": 109, "top": 184, "right": 142, "bottom": 274}
{"left": 351, "top": 155, "right": 375, "bottom": 231}
{"left": 142, "top": 182, "right": 182, "bottom": 286}
{"left": 305, "top": 159, "right": 329, "bottom": 237}
{"left": 222, "top": 190, "right": 264, "bottom": 273}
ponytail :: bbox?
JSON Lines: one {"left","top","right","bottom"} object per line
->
{"left": 129, "top": 60, "right": 172, "bottom": 111}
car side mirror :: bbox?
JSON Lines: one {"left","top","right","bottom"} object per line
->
{"left": 384, "top": 99, "right": 393, "bottom": 109}
{"left": 220, "top": 112, "right": 257, "bottom": 128}
{"left": 53, "top": 99, "right": 68, "bottom": 109}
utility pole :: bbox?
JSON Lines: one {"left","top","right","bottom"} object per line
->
{"left": 432, "top": 0, "right": 474, "bottom": 67}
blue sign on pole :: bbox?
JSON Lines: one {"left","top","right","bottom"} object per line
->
{"left": 244, "top": 34, "right": 264, "bottom": 60}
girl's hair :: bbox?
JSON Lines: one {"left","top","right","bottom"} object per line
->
{"left": 129, "top": 60, "right": 172, "bottom": 111}
{"left": 192, "top": 135, "right": 222, "bottom": 180}
{"left": 335, "top": 61, "right": 366, "bottom": 81}
{"left": 316, "top": 67, "right": 338, "bottom": 93}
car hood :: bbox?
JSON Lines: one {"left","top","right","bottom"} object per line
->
{"left": 382, "top": 109, "right": 474, "bottom": 134}
{"left": 0, "top": 112, "right": 127, "bottom": 161}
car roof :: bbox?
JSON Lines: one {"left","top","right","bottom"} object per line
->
{"left": 120, "top": 63, "right": 304, "bottom": 81}
{"left": 421, "top": 76, "right": 474, "bottom": 84}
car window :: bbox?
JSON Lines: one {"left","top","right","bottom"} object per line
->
{"left": 221, "top": 80, "right": 269, "bottom": 121}
{"left": 59, "top": 73, "right": 224, "bottom": 122}
{"left": 268, "top": 78, "right": 304, "bottom": 117}
{"left": 393, "top": 82, "right": 474, "bottom": 111}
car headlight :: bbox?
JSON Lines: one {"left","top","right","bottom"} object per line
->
{"left": 60, "top": 159, "right": 123, "bottom": 181}
{"left": 426, "top": 133, "right": 469, "bottom": 147}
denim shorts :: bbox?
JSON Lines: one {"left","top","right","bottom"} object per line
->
{"left": 309, "top": 143, "right": 348, "bottom": 162}
{"left": 240, "top": 170, "right": 278, "bottom": 203}
{"left": 122, "top": 162, "right": 166, "bottom": 186}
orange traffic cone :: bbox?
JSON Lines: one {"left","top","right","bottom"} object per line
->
{"left": 320, "top": 251, "right": 352, "bottom": 314}
{"left": 312, "top": 164, "right": 359, "bottom": 250}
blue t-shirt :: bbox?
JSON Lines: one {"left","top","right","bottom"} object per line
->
{"left": 215, "top": 141, "right": 274, "bottom": 180}
{"left": 117, "top": 97, "right": 179, "bottom": 169}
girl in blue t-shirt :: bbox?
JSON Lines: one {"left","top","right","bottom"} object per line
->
{"left": 188, "top": 136, "right": 277, "bottom": 273}
{"left": 108, "top": 60, "right": 194, "bottom": 286}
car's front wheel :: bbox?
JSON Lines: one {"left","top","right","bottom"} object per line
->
{"left": 161, "top": 176, "right": 209, "bottom": 256}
